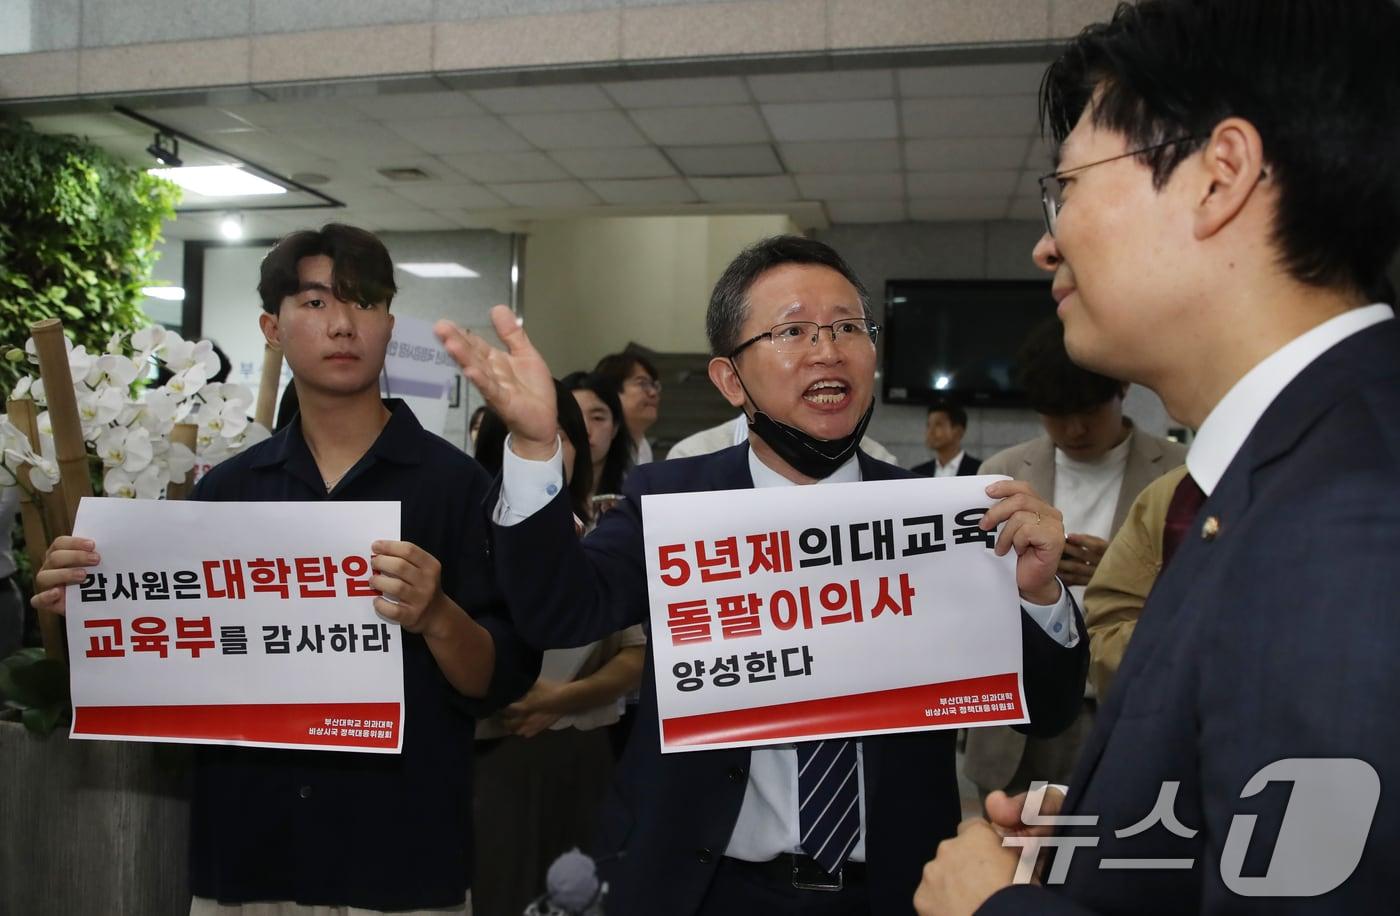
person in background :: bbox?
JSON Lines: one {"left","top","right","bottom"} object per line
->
{"left": 561, "top": 372, "right": 633, "bottom": 506}
{"left": 468, "top": 406, "right": 487, "bottom": 451}
{"left": 593, "top": 352, "right": 660, "bottom": 465}
{"left": 666, "top": 413, "right": 900, "bottom": 465}
{"left": 910, "top": 400, "right": 981, "bottom": 478}
{"left": 963, "top": 317, "right": 1184, "bottom": 801}
{"left": 471, "top": 382, "right": 647, "bottom": 916}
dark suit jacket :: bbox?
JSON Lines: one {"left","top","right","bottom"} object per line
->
{"left": 910, "top": 453, "right": 983, "bottom": 477}
{"left": 492, "top": 444, "right": 1087, "bottom": 915}
{"left": 980, "top": 318, "right": 1400, "bottom": 914}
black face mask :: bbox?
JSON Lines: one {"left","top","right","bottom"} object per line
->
{"left": 729, "top": 363, "right": 875, "bottom": 479}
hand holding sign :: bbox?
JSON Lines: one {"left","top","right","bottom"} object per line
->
{"left": 434, "top": 306, "right": 559, "bottom": 461}
{"left": 981, "top": 480, "right": 1066, "bottom": 605}
{"left": 369, "top": 540, "right": 450, "bottom": 636}
{"left": 31, "top": 535, "right": 101, "bottom": 616}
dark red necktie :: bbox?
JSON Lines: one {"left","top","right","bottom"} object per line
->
{"left": 1161, "top": 473, "right": 1206, "bottom": 569}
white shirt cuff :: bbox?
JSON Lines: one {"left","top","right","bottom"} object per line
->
{"left": 492, "top": 434, "right": 564, "bottom": 527}
{"left": 1020, "top": 578, "right": 1078, "bottom": 648}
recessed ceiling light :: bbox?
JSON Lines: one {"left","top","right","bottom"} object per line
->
{"left": 148, "top": 165, "right": 287, "bottom": 198}
{"left": 398, "top": 262, "right": 480, "bottom": 278}
{"left": 219, "top": 213, "right": 245, "bottom": 240}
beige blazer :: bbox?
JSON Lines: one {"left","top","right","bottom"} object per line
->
{"left": 963, "top": 424, "right": 1187, "bottom": 791}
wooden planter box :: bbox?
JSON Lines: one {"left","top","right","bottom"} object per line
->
{"left": 0, "top": 723, "right": 191, "bottom": 914}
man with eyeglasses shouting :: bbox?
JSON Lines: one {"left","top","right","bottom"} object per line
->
{"left": 435, "top": 236, "right": 1087, "bottom": 916}
{"left": 915, "top": 1, "right": 1400, "bottom": 915}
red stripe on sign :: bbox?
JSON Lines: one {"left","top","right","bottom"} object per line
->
{"left": 73, "top": 702, "right": 402, "bottom": 749}
{"left": 662, "top": 673, "right": 1022, "bottom": 747}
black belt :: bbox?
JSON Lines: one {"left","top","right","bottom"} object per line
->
{"left": 727, "top": 853, "right": 866, "bottom": 891}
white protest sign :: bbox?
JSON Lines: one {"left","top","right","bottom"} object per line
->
{"left": 66, "top": 498, "right": 403, "bottom": 753}
{"left": 381, "top": 315, "right": 457, "bottom": 435}
{"left": 642, "top": 476, "right": 1028, "bottom": 753}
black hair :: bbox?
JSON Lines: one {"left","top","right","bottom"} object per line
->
{"left": 1016, "top": 318, "right": 1124, "bottom": 416}
{"left": 1040, "top": 0, "right": 1400, "bottom": 294}
{"left": 593, "top": 351, "right": 658, "bottom": 391}
{"left": 562, "top": 370, "right": 633, "bottom": 496}
{"left": 258, "top": 223, "right": 397, "bottom": 315}
{"left": 706, "top": 235, "right": 870, "bottom": 357}
{"left": 473, "top": 380, "right": 593, "bottom": 522}
{"left": 927, "top": 399, "right": 968, "bottom": 430}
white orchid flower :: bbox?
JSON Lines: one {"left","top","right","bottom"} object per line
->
{"left": 6, "top": 448, "right": 60, "bottom": 493}
{"left": 193, "top": 340, "right": 222, "bottom": 377}
{"left": 12, "top": 376, "right": 32, "bottom": 400}
{"left": 131, "top": 325, "right": 167, "bottom": 355}
{"left": 165, "top": 365, "right": 207, "bottom": 400}
{"left": 77, "top": 386, "right": 125, "bottom": 428}
{"left": 103, "top": 464, "right": 166, "bottom": 500}
{"left": 162, "top": 334, "right": 197, "bottom": 372}
{"left": 96, "top": 427, "right": 154, "bottom": 473}
{"left": 91, "top": 354, "right": 142, "bottom": 389}
{"left": 107, "top": 331, "right": 126, "bottom": 354}
{"left": 197, "top": 395, "right": 250, "bottom": 440}
{"left": 165, "top": 441, "right": 197, "bottom": 478}
{"left": 67, "top": 344, "right": 96, "bottom": 381}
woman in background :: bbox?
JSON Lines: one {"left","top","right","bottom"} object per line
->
{"left": 471, "top": 380, "right": 646, "bottom": 916}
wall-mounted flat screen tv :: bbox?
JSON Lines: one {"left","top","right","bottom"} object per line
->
{"left": 882, "top": 279, "right": 1056, "bottom": 406}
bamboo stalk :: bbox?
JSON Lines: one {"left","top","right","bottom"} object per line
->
{"left": 164, "top": 422, "right": 198, "bottom": 501}
{"left": 253, "top": 344, "right": 282, "bottom": 429}
{"left": 29, "top": 319, "right": 92, "bottom": 530}
{"left": 7, "top": 398, "right": 66, "bottom": 662}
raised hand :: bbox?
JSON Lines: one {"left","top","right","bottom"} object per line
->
{"left": 435, "top": 305, "right": 558, "bottom": 459}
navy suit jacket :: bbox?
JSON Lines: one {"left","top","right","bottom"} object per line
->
{"left": 980, "top": 318, "right": 1400, "bottom": 914}
{"left": 911, "top": 453, "right": 983, "bottom": 478}
{"left": 492, "top": 444, "right": 1087, "bottom": 915}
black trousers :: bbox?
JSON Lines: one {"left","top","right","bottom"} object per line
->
{"left": 693, "top": 858, "right": 871, "bottom": 916}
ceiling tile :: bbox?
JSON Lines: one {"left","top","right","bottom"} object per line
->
{"left": 602, "top": 76, "right": 751, "bottom": 108}
{"left": 665, "top": 144, "right": 781, "bottom": 177}
{"left": 762, "top": 100, "right": 898, "bottom": 142}
{"left": 383, "top": 115, "right": 533, "bottom": 154}
{"left": 906, "top": 170, "right": 1018, "bottom": 198}
{"left": 897, "top": 62, "right": 1048, "bottom": 98}
{"left": 347, "top": 90, "right": 484, "bottom": 121}
{"left": 221, "top": 99, "right": 366, "bottom": 129}
{"left": 630, "top": 105, "right": 769, "bottom": 146}
{"left": 135, "top": 106, "right": 257, "bottom": 133}
{"left": 550, "top": 147, "right": 677, "bottom": 179}
{"left": 322, "top": 185, "right": 420, "bottom": 210}
{"left": 904, "top": 137, "right": 1028, "bottom": 171}
{"left": 1016, "top": 170, "right": 1043, "bottom": 197}
{"left": 505, "top": 111, "right": 647, "bottom": 148}
{"left": 27, "top": 112, "right": 144, "bottom": 139}
{"left": 437, "top": 151, "right": 569, "bottom": 182}
{"left": 825, "top": 200, "right": 907, "bottom": 223}
{"left": 365, "top": 210, "right": 462, "bottom": 232}
{"left": 688, "top": 175, "right": 799, "bottom": 204}
{"left": 778, "top": 140, "right": 899, "bottom": 173}
{"left": 472, "top": 84, "right": 615, "bottom": 114}
{"left": 1024, "top": 137, "right": 1054, "bottom": 170}
{"left": 280, "top": 126, "right": 429, "bottom": 162}
{"left": 586, "top": 178, "right": 698, "bottom": 205}
{"left": 794, "top": 172, "right": 903, "bottom": 201}
{"left": 901, "top": 96, "right": 1039, "bottom": 138}
{"left": 489, "top": 180, "right": 601, "bottom": 208}
{"left": 748, "top": 69, "right": 894, "bottom": 103}
{"left": 908, "top": 198, "right": 1010, "bottom": 221}
{"left": 387, "top": 181, "right": 506, "bottom": 209}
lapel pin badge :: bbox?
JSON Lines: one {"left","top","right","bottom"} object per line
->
{"left": 1201, "top": 516, "right": 1221, "bottom": 541}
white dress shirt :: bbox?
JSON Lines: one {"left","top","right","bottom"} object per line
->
{"left": 494, "top": 438, "right": 1077, "bottom": 863}
{"left": 933, "top": 451, "right": 967, "bottom": 478}
{"left": 1188, "top": 305, "right": 1394, "bottom": 496}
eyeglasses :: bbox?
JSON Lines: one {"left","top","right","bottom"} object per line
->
{"left": 625, "top": 375, "right": 662, "bottom": 394}
{"left": 1037, "top": 136, "right": 1204, "bottom": 237}
{"left": 728, "top": 318, "right": 880, "bottom": 359}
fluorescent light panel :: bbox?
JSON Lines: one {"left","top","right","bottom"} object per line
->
{"left": 398, "top": 262, "right": 480, "bottom": 278}
{"left": 148, "top": 165, "right": 287, "bottom": 198}
{"left": 142, "top": 286, "right": 186, "bottom": 301}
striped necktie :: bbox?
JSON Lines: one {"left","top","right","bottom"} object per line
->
{"left": 796, "top": 739, "right": 861, "bottom": 873}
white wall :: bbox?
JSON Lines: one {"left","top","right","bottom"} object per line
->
{"left": 522, "top": 214, "right": 797, "bottom": 374}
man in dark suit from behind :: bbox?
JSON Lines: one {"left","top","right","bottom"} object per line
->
{"left": 915, "top": 1, "right": 1400, "bottom": 914}
{"left": 437, "top": 236, "right": 1088, "bottom": 915}
{"left": 910, "top": 400, "right": 981, "bottom": 478}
